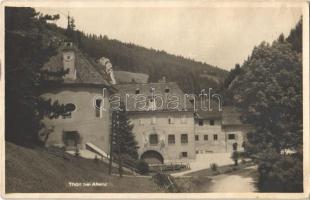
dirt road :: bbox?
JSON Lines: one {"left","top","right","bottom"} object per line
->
{"left": 205, "top": 166, "right": 258, "bottom": 193}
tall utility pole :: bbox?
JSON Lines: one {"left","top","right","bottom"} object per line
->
{"left": 115, "top": 111, "right": 123, "bottom": 177}
{"left": 109, "top": 110, "right": 123, "bottom": 177}
{"left": 108, "top": 111, "right": 114, "bottom": 175}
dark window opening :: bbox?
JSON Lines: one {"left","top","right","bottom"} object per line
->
{"left": 181, "top": 152, "right": 188, "bottom": 158}
{"left": 213, "top": 134, "right": 218, "bottom": 141}
{"left": 198, "top": 120, "right": 203, "bottom": 126}
{"left": 195, "top": 135, "right": 199, "bottom": 141}
{"left": 181, "top": 134, "right": 188, "bottom": 144}
{"left": 149, "top": 134, "right": 158, "bottom": 145}
{"left": 168, "top": 134, "right": 175, "bottom": 144}
{"left": 63, "top": 131, "right": 80, "bottom": 150}
{"left": 204, "top": 135, "right": 208, "bottom": 141}
{"left": 210, "top": 119, "right": 215, "bottom": 125}
{"left": 135, "top": 89, "right": 140, "bottom": 94}
{"left": 228, "top": 134, "right": 236, "bottom": 140}
{"left": 165, "top": 87, "right": 170, "bottom": 93}
{"left": 95, "top": 99, "right": 102, "bottom": 118}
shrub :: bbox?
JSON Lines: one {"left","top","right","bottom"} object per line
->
{"left": 210, "top": 163, "right": 218, "bottom": 172}
{"left": 136, "top": 160, "right": 149, "bottom": 174}
{"left": 224, "top": 168, "right": 233, "bottom": 174}
{"left": 152, "top": 173, "right": 179, "bottom": 192}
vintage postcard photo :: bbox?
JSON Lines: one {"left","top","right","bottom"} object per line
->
{"left": 0, "top": 0, "right": 309, "bottom": 198}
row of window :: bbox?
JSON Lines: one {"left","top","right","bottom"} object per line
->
{"left": 149, "top": 134, "right": 189, "bottom": 145}
{"left": 198, "top": 119, "right": 215, "bottom": 126}
{"left": 194, "top": 133, "right": 236, "bottom": 141}
{"left": 138, "top": 116, "right": 188, "bottom": 125}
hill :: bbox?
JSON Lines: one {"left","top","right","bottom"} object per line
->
{"left": 77, "top": 34, "right": 228, "bottom": 93}
{"left": 31, "top": 13, "right": 228, "bottom": 94}
{"left": 5, "top": 142, "right": 163, "bottom": 193}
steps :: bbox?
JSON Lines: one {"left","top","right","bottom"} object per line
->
{"left": 65, "top": 142, "right": 108, "bottom": 160}
{"left": 85, "top": 142, "right": 109, "bottom": 158}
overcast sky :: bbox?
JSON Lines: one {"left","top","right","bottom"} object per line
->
{"left": 37, "top": 7, "right": 302, "bottom": 70}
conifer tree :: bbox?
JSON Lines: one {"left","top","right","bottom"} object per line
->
{"left": 5, "top": 7, "right": 66, "bottom": 146}
{"left": 112, "top": 104, "right": 139, "bottom": 160}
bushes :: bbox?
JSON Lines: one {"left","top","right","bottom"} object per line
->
{"left": 209, "top": 163, "right": 220, "bottom": 175}
{"left": 257, "top": 152, "right": 303, "bottom": 192}
{"left": 152, "top": 173, "right": 179, "bottom": 192}
{"left": 210, "top": 163, "right": 218, "bottom": 172}
{"left": 136, "top": 160, "right": 149, "bottom": 174}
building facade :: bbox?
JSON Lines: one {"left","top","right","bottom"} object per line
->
{"left": 40, "top": 41, "right": 115, "bottom": 155}
{"left": 193, "top": 107, "right": 250, "bottom": 154}
{"left": 129, "top": 111, "right": 195, "bottom": 163}
{"left": 114, "top": 82, "right": 196, "bottom": 164}
{"left": 114, "top": 82, "right": 251, "bottom": 164}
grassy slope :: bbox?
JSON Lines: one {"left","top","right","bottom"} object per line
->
{"left": 5, "top": 142, "right": 163, "bottom": 193}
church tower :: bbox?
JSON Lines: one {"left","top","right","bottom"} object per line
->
{"left": 62, "top": 41, "right": 76, "bottom": 80}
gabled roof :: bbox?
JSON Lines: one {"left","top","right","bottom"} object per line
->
{"left": 114, "top": 82, "right": 194, "bottom": 112}
{"left": 221, "top": 106, "right": 244, "bottom": 126}
{"left": 41, "top": 44, "right": 111, "bottom": 87}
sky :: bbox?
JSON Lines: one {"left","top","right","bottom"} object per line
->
{"left": 37, "top": 6, "right": 302, "bottom": 70}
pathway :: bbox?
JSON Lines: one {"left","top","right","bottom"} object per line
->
{"left": 172, "top": 153, "right": 233, "bottom": 177}
{"left": 205, "top": 166, "right": 258, "bottom": 193}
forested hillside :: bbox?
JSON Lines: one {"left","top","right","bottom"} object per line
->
{"left": 76, "top": 33, "right": 227, "bottom": 93}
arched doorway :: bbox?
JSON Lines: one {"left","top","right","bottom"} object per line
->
{"left": 141, "top": 150, "right": 164, "bottom": 164}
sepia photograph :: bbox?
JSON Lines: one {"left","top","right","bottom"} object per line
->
{"left": 0, "top": 0, "right": 309, "bottom": 198}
